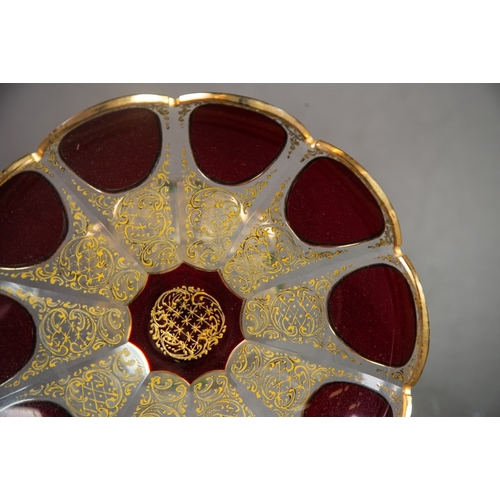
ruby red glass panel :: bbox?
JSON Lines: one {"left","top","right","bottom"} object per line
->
{"left": 286, "top": 157, "right": 385, "bottom": 246}
{"left": 0, "top": 294, "right": 36, "bottom": 384}
{"left": 189, "top": 104, "right": 286, "bottom": 185}
{"left": 328, "top": 265, "right": 417, "bottom": 367}
{"left": 0, "top": 172, "right": 68, "bottom": 268}
{"left": 59, "top": 108, "right": 161, "bottom": 192}
{"left": 303, "top": 382, "right": 393, "bottom": 417}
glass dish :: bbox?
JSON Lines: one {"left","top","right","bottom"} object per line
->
{"left": 0, "top": 93, "right": 429, "bottom": 417}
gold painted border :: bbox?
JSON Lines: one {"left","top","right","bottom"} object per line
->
{"left": 1, "top": 92, "right": 429, "bottom": 416}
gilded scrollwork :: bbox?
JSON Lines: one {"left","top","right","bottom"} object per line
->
{"left": 376, "top": 366, "right": 413, "bottom": 385}
{"left": 281, "top": 122, "right": 304, "bottom": 159}
{"left": 132, "top": 375, "right": 188, "bottom": 417}
{"left": 46, "top": 142, "right": 65, "bottom": 172}
{"left": 376, "top": 383, "right": 404, "bottom": 417}
{"left": 245, "top": 287, "right": 324, "bottom": 344}
{"left": 178, "top": 103, "right": 197, "bottom": 128}
{"left": 193, "top": 373, "right": 254, "bottom": 417}
{"left": 149, "top": 286, "right": 226, "bottom": 361}
{"left": 183, "top": 154, "right": 270, "bottom": 267}
{"left": 146, "top": 103, "right": 170, "bottom": 129}
{"left": 73, "top": 147, "right": 178, "bottom": 270}
{"left": 230, "top": 342, "right": 341, "bottom": 417}
{"left": 0, "top": 191, "right": 144, "bottom": 302}
{"left": 299, "top": 148, "right": 323, "bottom": 163}
{"left": 0, "top": 286, "right": 127, "bottom": 389}
{"left": 26, "top": 160, "right": 54, "bottom": 178}
{"left": 371, "top": 204, "right": 396, "bottom": 247}
{"left": 18, "top": 348, "right": 145, "bottom": 417}
{"left": 223, "top": 183, "right": 343, "bottom": 295}
{"left": 243, "top": 265, "right": 358, "bottom": 362}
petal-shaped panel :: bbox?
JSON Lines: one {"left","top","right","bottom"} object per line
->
{"left": 59, "top": 107, "right": 161, "bottom": 192}
{"left": 286, "top": 157, "right": 385, "bottom": 245}
{"left": 0, "top": 172, "right": 68, "bottom": 267}
{"left": 189, "top": 103, "right": 286, "bottom": 185}
{"left": 328, "top": 265, "right": 417, "bottom": 367}
{"left": 0, "top": 294, "right": 36, "bottom": 384}
{"left": 303, "top": 382, "right": 393, "bottom": 417}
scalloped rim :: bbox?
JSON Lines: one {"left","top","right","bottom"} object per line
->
{"left": 1, "top": 92, "right": 429, "bottom": 416}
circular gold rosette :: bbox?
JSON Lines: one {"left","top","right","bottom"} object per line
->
{"left": 149, "top": 286, "right": 226, "bottom": 361}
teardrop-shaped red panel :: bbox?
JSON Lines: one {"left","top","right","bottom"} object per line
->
{"left": 189, "top": 104, "right": 286, "bottom": 185}
{"left": 286, "top": 157, "right": 385, "bottom": 246}
{"left": 303, "top": 382, "right": 393, "bottom": 417}
{"left": 328, "top": 265, "right": 417, "bottom": 367}
{"left": 0, "top": 294, "right": 36, "bottom": 384}
{"left": 59, "top": 107, "right": 161, "bottom": 192}
{"left": 0, "top": 172, "right": 68, "bottom": 267}
{"left": 0, "top": 401, "right": 72, "bottom": 417}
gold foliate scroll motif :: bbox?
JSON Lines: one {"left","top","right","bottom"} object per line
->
{"left": 182, "top": 153, "right": 270, "bottom": 267}
{"left": 26, "top": 159, "right": 54, "bottom": 177}
{"left": 18, "top": 348, "right": 145, "bottom": 417}
{"left": 243, "top": 265, "right": 358, "bottom": 362}
{"left": 0, "top": 192, "right": 144, "bottom": 302}
{"left": 223, "top": 184, "right": 343, "bottom": 295}
{"left": 193, "top": 373, "right": 255, "bottom": 417}
{"left": 149, "top": 286, "right": 226, "bottom": 361}
{"left": 376, "top": 366, "right": 413, "bottom": 385}
{"left": 73, "top": 148, "right": 178, "bottom": 271}
{"left": 377, "top": 383, "right": 404, "bottom": 417}
{"left": 146, "top": 103, "right": 170, "bottom": 129}
{"left": 0, "top": 287, "right": 127, "bottom": 389}
{"left": 230, "top": 342, "right": 340, "bottom": 417}
{"left": 132, "top": 374, "right": 188, "bottom": 417}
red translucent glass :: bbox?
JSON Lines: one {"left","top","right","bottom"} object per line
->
{"left": 59, "top": 108, "right": 161, "bottom": 192}
{"left": 286, "top": 157, "right": 385, "bottom": 246}
{"left": 0, "top": 294, "right": 36, "bottom": 384}
{"left": 0, "top": 401, "right": 72, "bottom": 417}
{"left": 0, "top": 172, "right": 68, "bottom": 267}
{"left": 128, "top": 263, "right": 244, "bottom": 383}
{"left": 303, "top": 382, "right": 393, "bottom": 417}
{"left": 189, "top": 104, "right": 286, "bottom": 185}
{"left": 328, "top": 265, "right": 417, "bottom": 367}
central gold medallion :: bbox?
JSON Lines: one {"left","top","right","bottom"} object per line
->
{"left": 149, "top": 286, "right": 226, "bottom": 361}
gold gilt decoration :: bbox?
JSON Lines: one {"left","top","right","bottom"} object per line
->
{"left": 230, "top": 342, "right": 357, "bottom": 417}
{"left": 282, "top": 123, "right": 303, "bottom": 159}
{"left": 369, "top": 205, "right": 396, "bottom": 248}
{"left": 223, "top": 183, "right": 342, "bottom": 295}
{"left": 376, "top": 254, "right": 401, "bottom": 266}
{"left": 26, "top": 160, "right": 54, "bottom": 178}
{"left": 183, "top": 152, "right": 270, "bottom": 267}
{"left": 0, "top": 286, "right": 127, "bottom": 389}
{"left": 73, "top": 146, "right": 178, "bottom": 270}
{"left": 132, "top": 374, "right": 188, "bottom": 417}
{"left": 376, "top": 366, "right": 412, "bottom": 385}
{"left": 243, "top": 265, "right": 358, "bottom": 363}
{"left": 377, "top": 383, "right": 404, "bottom": 417}
{"left": 146, "top": 103, "right": 170, "bottom": 129}
{"left": 19, "top": 348, "right": 144, "bottom": 417}
{"left": 193, "top": 373, "right": 254, "bottom": 417}
{"left": 149, "top": 286, "right": 226, "bottom": 361}
{"left": 300, "top": 147, "right": 324, "bottom": 163}
{"left": 46, "top": 142, "right": 65, "bottom": 172}
{"left": 0, "top": 191, "right": 143, "bottom": 302}
{"left": 178, "top": 103, "right": 197, "bottom": 128}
